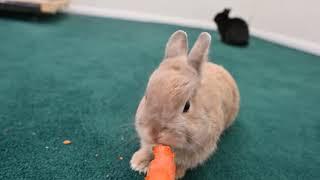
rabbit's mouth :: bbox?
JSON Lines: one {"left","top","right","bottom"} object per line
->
{"left": 156, "top": 138, "right": 186, "bottom": 150}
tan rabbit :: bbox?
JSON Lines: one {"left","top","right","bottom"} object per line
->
{"left": 130, "top": 30, "right": 240, "bottom": 178}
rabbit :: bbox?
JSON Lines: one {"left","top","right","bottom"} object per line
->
{"left": 130, "top": 30, "right": 240, "bottom": 179}
{"left": 214, "top": 8, "right": 249, "bottom": 46}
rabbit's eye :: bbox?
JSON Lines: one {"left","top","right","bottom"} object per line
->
{"left": 183, "top": 101, "right": 190, "bottom": 113}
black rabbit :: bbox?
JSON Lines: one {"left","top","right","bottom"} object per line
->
{"left": 214, "top": 9, "right": 249, "bottom": 46}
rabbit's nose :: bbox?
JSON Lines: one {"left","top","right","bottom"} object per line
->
{"left": 150, "top": 127, "right": 160, "bottom": 142}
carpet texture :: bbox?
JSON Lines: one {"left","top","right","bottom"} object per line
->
{"left": 0, "top": 13, "right": 319, "bottom": 180}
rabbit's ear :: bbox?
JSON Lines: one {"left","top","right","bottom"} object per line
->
{"left": 165, "top": 30, "right": 188, "bottom": 58}
{"left": 224, "top": 8, "right": 231, "bottom": 15}
{"left": 188, "top": 32, "right": 211, "bottom": 73}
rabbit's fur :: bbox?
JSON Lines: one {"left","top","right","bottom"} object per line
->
{"left": 214, "top": 8, "right": 249, "bottom": 46}
{"left": 130, "top": 30, "right": 240, "bottom": 178}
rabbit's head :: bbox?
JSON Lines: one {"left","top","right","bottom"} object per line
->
{"left": 135, "top": 30, "right": 211, "bottom": 150}
{"left": 214, "top": 8, "right": 231, "bottom": 24}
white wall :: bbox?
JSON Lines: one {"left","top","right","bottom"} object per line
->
{"left": 70, "top": 0, "right": 320, "bottom": 55}
{"left": 72, "top": 0, "right": 237, "bottom": 21}
{"left": 248, "top": 0, "right": 320, "bottom": 44}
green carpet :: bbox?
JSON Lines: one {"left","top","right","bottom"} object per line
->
{"left": 0, "top": 13, "right": 319, "bottom": 180}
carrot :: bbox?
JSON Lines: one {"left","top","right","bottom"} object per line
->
{"left": 145, "top": 145, "right": 176, "bottom": 180}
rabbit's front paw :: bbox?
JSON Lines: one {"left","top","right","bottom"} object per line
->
{"left": 130, "top": 148, "right": 152, "bottom": 173}
{"left": 175, "top": 164, "right": 187, "bottom": 179}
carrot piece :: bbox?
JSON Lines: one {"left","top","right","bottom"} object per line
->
{"left": 145, "top": 145, "right": 176, "bottom": 180}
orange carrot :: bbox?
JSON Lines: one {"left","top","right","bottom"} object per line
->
{"left": 145, "top": 145, "right": 176, "bottom": 180}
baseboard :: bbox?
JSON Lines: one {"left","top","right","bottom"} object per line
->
{"left": 67, "top": 5, "right": 320, "bottom": 56}
{"left": 67, "top": 5, "right": 216, "bottom": 30}
{"left": 250, "top": 29, "right": 320, "bottom": 56}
